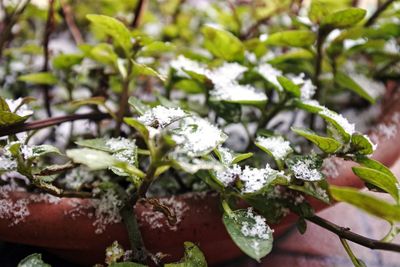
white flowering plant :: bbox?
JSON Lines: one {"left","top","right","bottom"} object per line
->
{"left": 1, "top": 0, "right": 400, "bottom": 266}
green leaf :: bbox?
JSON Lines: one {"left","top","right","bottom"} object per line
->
{"left": 128, "top": 97, "right": 151, "bottom": 115}
{"left": 290, "top": 180, "right": 330, "bottom": 204}
{"left": 165, "top": 242, "right": 207, "bottom": 267}
{"left": 223, "top": 209, "right": 273, "bottom": 261}
{"left": 0, "top": 111, "right": 29, "bottom": 126}
{"left": 0, "top": 96, "right": 10, "bottom": 112}
{"left": 350, "top": 133, "right": 375, "bottom": 155}
{"left": 75, "top": 138, "right": 113, "bottom": 152}
{"left": 277, "top": 76, "right": 301, "bottom": 97}
{"left": 214, "top": 146, "right": 253, "bottom": 165}
{"left": 124, "top": 118, "right": 149, "bottom": 139}
{"left": 66, "top": 148, "right": 116, "bottom": 170}
{"left": 132, "top": 61, "right": 167, "bottom": 82}
{"left": 266, "top": 30, "right": 316, "bottom": 47}
{"left": 356, "top": 157, "right": 397, "bottom": 181}
{"left": 30, "top": 145, "right": 62, "bottom": 158}
{"left": 70, "top": 96, "right": 106, "bottom": 108}
{"left": 18, "top": 72, "right": 57, "bottom": 85}
{"left": 335, "top": 72, "right": 375, "bottom": 104}
{"left": 294, "top": 99, "right": 325, "bottom": 113}
{"left": 352, "top": 166, "right": 399, "bottom": 202}
{"left": 201, "top": 25, "right": 245, "bottom": 61}
{"left": 52, "top": 54, "right": 83, "bottom": 70}
{"left": 86, "top": 14, "right": 132, "bottom": 56}
{"left": 174, "top": 79, "right": 205, "bottom": 94}
{"left": 86, "top": 43, "right": 118, "bottom": 66}
{"left": 292, "top": 127, "right": 342, "bottom": 153}
{"left": 297, "top": 218, "right": 307, "bottom": 234}
{"left": 18, "top": 253, "right": 51, "bottom": 267}
{"left": 138, "top": 41, "right": 175, "bottom": 57}
{"left": 321, "top": 8, "right": 366, "bottom": 29}
{"left": 318, "top": 109, "right": 353, "bottom": 143}
{"left": 330, "top": 186, "right": 400, "bottom": 222}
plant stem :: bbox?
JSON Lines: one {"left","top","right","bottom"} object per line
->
{"left": 365, "top": 0, "right": 396, "bottom": 27}
{"left": 0, "top": 0, "right": 31, "bottom": 59}
{"left": 310, "top": 28, "right": 327, "bottom": 130}
{"left": 340, "top": 238, "right": 364, "bottom": 267}
{"left": 114, "top": 185, "right": 147, "bottom": 263}
{"left": 131, "top": 0, "right": 148, "bottom": 28}
{"left": 115, "top": 60, "right": 133, "bottom": 136}
{"left": 60, "top": 0, "right": 83, "bottom": 45}
{"left": 41, "top": 0, "right": 56, "bottom": 118}
{"left": 0, "top": 112, "right": 110, "bottom": 137}
{"left": 307, "top": 215, "right": 400, "bottom": 253}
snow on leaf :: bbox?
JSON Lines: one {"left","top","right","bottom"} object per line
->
{"left": 171, "top": 117, "right": 227, "bottom": 157}
{"left": 138, "top": 105, "right": 187, "bottom": 129}
{"left": 255, "top": 136, "right": 293, "bottom": 161}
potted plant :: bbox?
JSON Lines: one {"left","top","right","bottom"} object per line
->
{"left": 1, "top": 0, "right": 400, "bottom": 266}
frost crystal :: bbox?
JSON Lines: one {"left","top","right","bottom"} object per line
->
{"left": 319, "top": 109, "right": 355, "bottom": 135}
{"left": 172, "top": 117, "right": 226, "bottom": 157}
{"left": 106, "top": 137, "right": 136, "bottom": 166}
{"left": 216, "top": 164, "right": 283, "bottom": 193}
{"left": 170, "top": 55, "right": 208, "bottom": 76}
{"left": 138, "top": 106, "right": 186, "bottom": 128}
{"left": 63, "top": 167, "right": 95, "bottom": 190}
{"left": 256, "top": 136, "right": 293, "bottom": 160}
{"left": 256, "top": 63, "right": 282, "bottom": 89}
{"left": 217, "top": 145, "right": 234, "bottom": 165}
{"left": 5, "top": 98, "right": 33, "bottom": 117}
{"left": 216, "top": 164, "right": 241, "bottom": 186}
{"left": 207, "top": 62, "right": 247, "bottom": 85}
{"left": 210, "top": 83, "right": 267, "bottom": 102}
{"left": 240, "top": 208, "right": 272, "bottom": 240}
{"left": 291, "top": 73, "right": 316, "bottom": 100}
{"left": 0, "top": 155, "right": 17, "bottom": 171}
{"left": 91, "top": 189, "right": 122, "bottom": 234}
{"left": 291, "top": 159, "right": 323, "bottom": 181}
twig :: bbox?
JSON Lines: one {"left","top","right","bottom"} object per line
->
{"left": 0, "top": 112, "right": 110, "bottom": 137}
{"left": 60, "top": 0, "right": 83, "bottom": 45}
{"left": 41, "top": 0, "right": 56, "bottom": 117}
{"left": 307, "top": 215, "right": 400, "bottom": 253}
{"left": 0, "top": 0, "right": 31, "bottom": 59}
{"left": 365, "top": 0, "right": 396, "bottom": 27}
{"left": 115, "top": 61, "right": 133, "bottom": 136}
{"left": 131, "top": 0, "right": 148, "bottom": 28}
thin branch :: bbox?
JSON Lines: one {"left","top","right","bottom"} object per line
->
{"left": 41, "top": 0, "right": 56, "bottom": 117}
{"left": 115, "top": 61, "right": 133, "bottom": 136}
{"left": 0, "top": 112, "right": 110, "bottom": 137}
{"left": 307, "top": 215, "right": 400, "bottom": 253}
{"left": 131, "top": 0, "right": 148, "bottom": 28}
{"left": 60, "top": 0, "right": 83, "bottom": 45}
{"left": 0, "top": 0, "right": 31, "bottom": 59}
{"left": 365, "top": 0, "right": 396, "bottom": 27}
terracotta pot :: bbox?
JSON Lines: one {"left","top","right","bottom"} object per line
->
{"left": 1, "top": 92, "right": 400, "bottom": 266}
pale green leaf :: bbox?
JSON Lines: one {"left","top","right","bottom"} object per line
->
{"left": 266, "top": 30, "right": 316, "bottom": 47}
{"left": 18, "top": 72, "right": 57, "bottom": 85}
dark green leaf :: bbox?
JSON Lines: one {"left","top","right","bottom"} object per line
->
{"left": 292, "top": 127, "right": 342, "bottom": 153}
{"left": 223, "top": 209, "right": 273, "bottom": 261}
{"left": 201, "top": 25, "right": 245, "bottom": 61}
{"left": 330, "top": 186, "right": 400, "bottom": 222}
{"left": 18, "top": 253, "right": 51, "bottom": 267}
{"left": 297, "top": 217, "right": 307, "bottom": 234}
{"left": 109, "top": 263, "right": 147, "bottom": 267}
